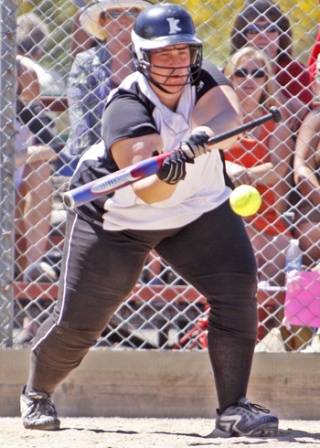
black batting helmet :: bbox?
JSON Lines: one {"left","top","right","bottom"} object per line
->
{"left": 131, "top": 3, "right": 202, "bottom": 90}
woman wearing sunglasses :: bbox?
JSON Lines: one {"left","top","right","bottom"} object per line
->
{"left": 223, "top": 47, "right": 306, "bottom": 345}
{"left": 61, "top": 0, "right": 153, "bottom": 174}
{"left": 230, "top": 0, "right": 313, "bottom": 134}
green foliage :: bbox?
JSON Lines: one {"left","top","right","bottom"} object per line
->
{"left": 17, "top": 0, "right": 78, "bottom": 74}
{"left": 170, "top": 0, "right": 319, "bottom": 67}
{"left": 17, "top": 0, "right": 320, "bottom": 73}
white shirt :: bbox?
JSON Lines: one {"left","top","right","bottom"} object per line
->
{"left": 74, "top": 62, "right": 232, "bottom": 231}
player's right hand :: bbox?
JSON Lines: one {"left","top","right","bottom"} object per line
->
{"left": 180, "top": 131, "right": 210, "bottom": 161}
{"left": 157, "top": 150, "right": 188, "bottom": 185}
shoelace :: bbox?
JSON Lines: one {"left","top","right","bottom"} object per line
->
{"left": 28, "top": 392, "right": 56, "bottom": 417}
{"left": 36, "top": 399, "right": 56, "bottom": 417}
{"left": 240, "top": 398, "right": 270, "bottom": 414}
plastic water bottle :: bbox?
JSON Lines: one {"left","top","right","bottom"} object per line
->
{"left": 285, "top": 239, "right": 302, "bottom": 272}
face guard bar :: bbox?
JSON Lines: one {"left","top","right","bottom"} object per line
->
{"left": 138, "top": 44, "right": 202, "bottom": 91}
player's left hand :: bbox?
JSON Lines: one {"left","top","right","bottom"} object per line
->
{"left": 157, "top": 149, "right": 188, "bottom": 184}
{"left": 180, "top": 131, "right": 210, "bottom": 161}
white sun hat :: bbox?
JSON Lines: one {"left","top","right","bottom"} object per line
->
{"left": 79, "top": 0, "right": 152, "bottom": 41}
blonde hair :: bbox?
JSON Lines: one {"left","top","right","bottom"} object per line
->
{"left": 224, "top": 46, "right": 277, "bottom": 110}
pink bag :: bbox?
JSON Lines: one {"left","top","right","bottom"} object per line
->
{"left": 284, "top": 270, "right": 320, "bottom": 327}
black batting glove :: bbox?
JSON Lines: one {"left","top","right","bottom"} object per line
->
{"left": 157, "top": 150, "right": 188, "bottom": 185}
{"left": 180, "top": 131, "right": 210, "bottom": 162}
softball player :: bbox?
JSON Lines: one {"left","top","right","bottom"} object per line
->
{"left": 21, "top": 3, "right": 278, "bottom": 437}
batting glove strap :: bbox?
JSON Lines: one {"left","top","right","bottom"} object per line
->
{"left": 180, "top": 131, "right": 210, "bottom": 161}
{"left": 157, "top": 150, "right": 188, "bottom": 185}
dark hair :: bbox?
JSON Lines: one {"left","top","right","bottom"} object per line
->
{"left": 230, "top": 0, "right": 292, "bottom": 63}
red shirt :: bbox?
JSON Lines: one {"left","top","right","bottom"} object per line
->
{"left": 225, "top": 120, "right": 291, "bottom": 236}
{"left": 276, "top": 59, "right": 313, "bottom": 105}
{"left": 308, "top": 26, "right": 320, "bottom": 82}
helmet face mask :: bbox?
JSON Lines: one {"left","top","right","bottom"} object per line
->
{"left": 136, "top": 43, "right": 202, "bottom": 90}
{"left": 131, "top": 3, "right": 202, "bottom": 92}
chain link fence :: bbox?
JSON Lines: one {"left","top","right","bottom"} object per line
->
{"left": 0, "top": 0, "right": 319, "bottom": 351}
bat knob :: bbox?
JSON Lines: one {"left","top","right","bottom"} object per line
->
{"left": 269, "top": 107, "right": 282, "bottom": 123}
{"left": 63, "top": 192, "right": 75, "bottom": 210}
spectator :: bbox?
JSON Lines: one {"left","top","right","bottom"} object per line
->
{"left": 15, "top": 58, "right": 58, "bottom": 282}
{"left": 292, "top": 107, "right": 320, "bottom": 268}
{"left": 15, "top": 59, "right": 59, "bottom": 345}
{"left": 290, "top": 28, "right": 320, "bottom": 354}
{"left": 287, "top": 19, "right": 320, "bottom": 269}
{"left": 310, "top": 54, "right": 320, "bottom": 99}
{"left": 16, "top": 12, "right": 66, "bottom": 283}
{"left": 224, "top": 47, "right": 293, "bottom": 288}
{"left": 17, "top": 12, "right": 66, "bottom": 97}
{"left": 70, "top": 9, "right": 94, "bottom": 60}
{"left": 17, "top": 12, "right": 66, "bottom": 155}
{"left": 230, "top": 0, "right": 313, "bottom": 133}
{"left": 224, "top": 47, "right": 314, "bottom": 350}
{"left": 292, "top": 104, "right": 320, "bottom": 354}
{"left": 308, "top": 25, "right": 320, "bottom": 89}
{"left": 17, "top": 11, "right": 66, "bottom": 210}
{"left": 61, "top": 0, "right": 153, "bottom": 174}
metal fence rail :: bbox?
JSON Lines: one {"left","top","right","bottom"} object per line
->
{"left": 0, "top": 0, "right": 17, "bottom": 347}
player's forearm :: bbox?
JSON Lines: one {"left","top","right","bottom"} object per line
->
{"left": 193, "top": 87, "right": 242, "bottom": 150}
{"left": 205, "top": 111, "right": 242, "bottom": 147}
{"left": 248, "top": 162, "right": 282, "bottom": 186}
{"left": 132, "top": 175, "right": 177, "bottom": 204}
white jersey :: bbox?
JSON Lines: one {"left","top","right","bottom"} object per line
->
{"left": 71, "top": 60, "right": 233, "bottom": 231}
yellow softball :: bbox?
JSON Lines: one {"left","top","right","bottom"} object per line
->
{"left": 229, "top": 185, "right": 262, "bottom": 217}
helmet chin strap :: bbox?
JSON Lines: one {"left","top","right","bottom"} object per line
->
{"left": 138, "top": 66, "right": 189, "bottom": 94}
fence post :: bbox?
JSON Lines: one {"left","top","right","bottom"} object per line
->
{"left": 0, "top": 0, "right": 17, "bottom": 347}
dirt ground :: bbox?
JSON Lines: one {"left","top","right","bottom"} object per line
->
{"left": 2, "top": 417, "right": 320, "bottom": 448}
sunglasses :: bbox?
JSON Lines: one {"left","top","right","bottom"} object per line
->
{"left": 233, "top": 68, "right": 266, "bottom": 79}
{"left": 245, "top": 23, "right": 280, "bottom": 35}
{"left": 107, "top": 10, "right": 140, "bottom": 20}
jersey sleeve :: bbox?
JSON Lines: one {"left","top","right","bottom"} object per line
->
{"left": 195, "top": 60, "right": 232, "bottom": 101}
{"left": 102, "top": 89, "right": 158, "bottom": 151}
